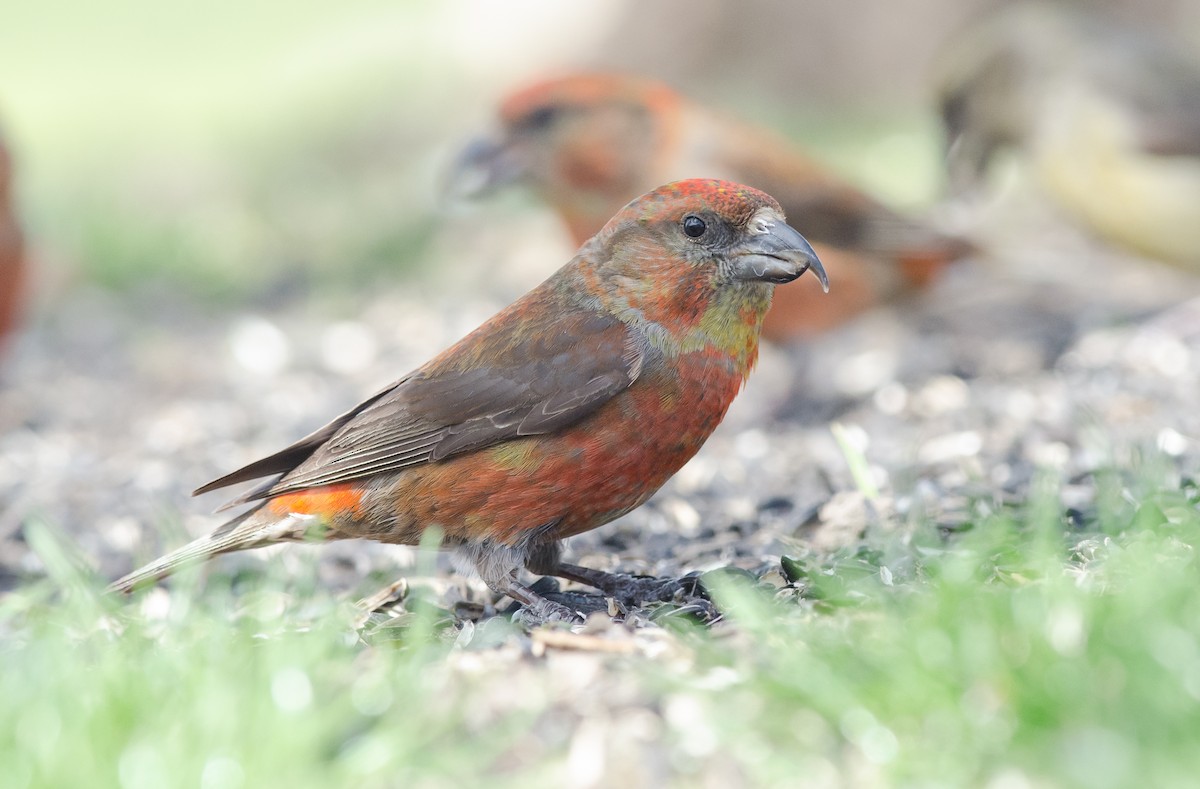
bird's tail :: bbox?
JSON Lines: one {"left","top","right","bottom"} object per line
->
{"left": 862, "top": 213, "right": 977, "bottom": 290}
{"left": 107, "top": 506, "right": 308, "bottom": 594}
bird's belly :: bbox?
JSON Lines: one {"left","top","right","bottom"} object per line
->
{"left": 354, "top": 356, "right": 745, "bottom": 547}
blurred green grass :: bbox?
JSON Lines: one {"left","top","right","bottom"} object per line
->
{"left": 1, "top": 1, "right": 460, "bottom": 300}
{"left": 5, "top": 462, "right": 1200, "bottom": 787}
{"left": 0, "top": 0, "right": 443, "bottom": 160}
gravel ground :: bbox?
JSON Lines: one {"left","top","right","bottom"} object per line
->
{"left": 3, "top": 212, "right": 1200, "bottom": 624}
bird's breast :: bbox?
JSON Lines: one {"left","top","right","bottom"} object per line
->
{"left": 321, "top": 346, "right": 751, "bottom": 549}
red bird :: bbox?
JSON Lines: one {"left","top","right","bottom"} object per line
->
{"left": 0, "top": 128, "right": 25, "bottom": 355}
{"left": 111, "top": 179, "right": 827, "bottom": 622}
{"left": 450, "top": 73, "right": 969, "bottom": 342}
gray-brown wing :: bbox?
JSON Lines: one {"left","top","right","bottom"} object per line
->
{"left": 1120, "top": 51, "right": 1200, "bottom": 159}
{"left": 1072, "top": 16, "right": 1200, "bottom": 159}
{"left": 193, "top": 383, "right": 401, "bottom": 498}
{"left": 200, "top": 307, "right": 644, "bottom": 507}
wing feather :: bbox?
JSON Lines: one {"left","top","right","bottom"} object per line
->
{"left": 196, "top": 301, "right": 644, "bottom": 508}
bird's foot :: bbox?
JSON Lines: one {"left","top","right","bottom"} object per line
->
{"left": 512, "top": 599, "right": 581, "bottom": 628}
{"left": 503, "top": 579, "right": 584, "bottom": 627}
{"left": 553, "top": 563, "right": 704, "bottom": 607}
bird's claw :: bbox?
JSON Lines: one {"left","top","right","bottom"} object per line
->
{"left": 512, "top": 597, "right": 584, "bottom": 628}
{"left": 597, "top": 571, "right": 706, "bottom": 607}
{"left": 649, "top": 599, "right": 723, "bottom": 625}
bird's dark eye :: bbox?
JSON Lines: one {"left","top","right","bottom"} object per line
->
{"left": 522, "top": 106, "right": 558, "bottom": 129}
{"left": 682, "top": 215, "right": 707, "bottom": 238}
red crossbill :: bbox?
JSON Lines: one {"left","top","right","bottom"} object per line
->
{"left": 450, "top": 73, "right": 969, "bottom": 343}
{"left": 0, "top": 128, "right": 25, "bottom": 355}
{"left": 937, "top": 3, "right": 1200, "bottom": 265}
{"left": 110, "top": 179, "right": 828, "bottom": 622}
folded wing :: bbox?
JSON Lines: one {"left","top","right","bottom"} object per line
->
{"left": 196, "top": 305, "right": 643, "bottom": 509}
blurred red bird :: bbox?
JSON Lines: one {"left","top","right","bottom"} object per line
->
{"left": 450, "top": 73, "right": 970, "bottom": 342}
{"left": 0, "top": 128, "right": 25, "bottom": 355}
{"left": 111, "top": 179, "right": 827, "bottom": 622}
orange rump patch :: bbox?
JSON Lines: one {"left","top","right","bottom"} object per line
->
{"left": 266, "top": 484, "right": 366, "bottom": 521}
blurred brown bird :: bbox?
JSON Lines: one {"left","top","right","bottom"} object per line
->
{"left": 0, "top": 127, "right": 25, "bottom": 355}
{"left": 110, "top": 179, "right": 827, "bottom": 622}
{"left": 449, "top": 73, "right": 969, "bottom": 342}
{"left": 937, "top": 2, "right": 1200, "bottom": 266}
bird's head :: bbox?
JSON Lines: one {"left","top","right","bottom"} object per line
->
{"left": 938, "top": 48, "right": 1030, "bottom": 193}
{"left": 448, "top": 73, "right": 681, "bottom": 241}
{"left": 573, "top": 179, "right": 827, "bottom": 357}
{"left": 936, "top": 4, "right": 1083, "bottom": 194}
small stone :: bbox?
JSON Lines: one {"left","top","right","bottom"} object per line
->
{"left": 229, "top": 317, "right": 290, "bottom": 376}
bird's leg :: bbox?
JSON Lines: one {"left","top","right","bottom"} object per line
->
{"left": 550, "top": 562, "right": 699, "bottom": 606}
{"left": 523, "top": 540, "right": 676, "bottom": 603}
{"left": 463, "top": 539, "right": 582, "bottom": 625}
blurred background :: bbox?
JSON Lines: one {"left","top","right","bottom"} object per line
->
{"left": 7, "top": 5, "right": 1200, "bottom": 784}
{"left": 4, "top": 0, "right": 1198, "bottom": 301}
{"left": 2, "top": 0, "right": 1200, "bottom": 584}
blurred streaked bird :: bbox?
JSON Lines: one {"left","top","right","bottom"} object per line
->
{"left": 937, "top": 2, "right": 1200, "bottom": 267}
